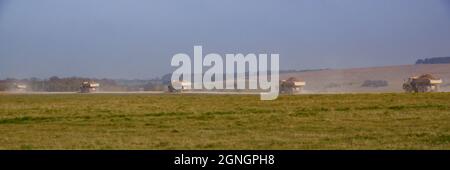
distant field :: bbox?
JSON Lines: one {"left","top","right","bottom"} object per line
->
{"left": 0, "top": 93, "right": 449, "bottom": 149}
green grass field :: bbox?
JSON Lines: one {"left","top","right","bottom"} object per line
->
{"left": 0, "top": 93, "right": 449, "bottom": 149}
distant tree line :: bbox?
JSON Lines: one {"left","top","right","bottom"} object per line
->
{"left": 0, "top": 68, "right": 334, "bottom": 92}
{"left": 416, "top": 57, "right": 450, "bottom": 64}
{"left": 0, "top": 76, "right": 166, "bottom": 92}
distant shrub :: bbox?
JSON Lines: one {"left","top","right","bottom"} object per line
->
{"left": 325, "top": 83, "right": 341, "bottom": 88}
{"left": 361, "top": 80, "right": 388, "bottom": 88}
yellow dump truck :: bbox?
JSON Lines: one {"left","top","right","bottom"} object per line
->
{"left": 167, "top": 80, "right": 191, "bottom": 93}
{"left": 403, "top": 74, "right": 442, "bottom": 93}
{"left": 80, "top": 81, "right": 100, "bottom": 93}
{"left": 12, "top": 83, "right": 27, "bottom": 92}
{"left": 280, "top": 77, "right": 306, "bottom": 94}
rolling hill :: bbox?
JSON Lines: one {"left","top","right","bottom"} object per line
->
{"left": 281, "top": 64, "right": 450, "bottom": 93}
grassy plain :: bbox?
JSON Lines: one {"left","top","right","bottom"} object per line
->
{"left": 0, "top": 93, "right": 449, "bottom": 149}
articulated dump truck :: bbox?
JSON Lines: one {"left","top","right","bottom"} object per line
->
{"left": 167, "top": 80, "right": 191, "bottom": 93}
{"left": 403, "top": 74, "right": 442, "bottom": 93}
{"left": 279, "top": 77, "right": 306, "bottom": 94}
{"left": 80, "top": 81, "right": 100, "bottom": 93}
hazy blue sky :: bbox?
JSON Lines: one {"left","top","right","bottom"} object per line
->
{"left": 1, "top": 0, "right": 450, "bottom": 79}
